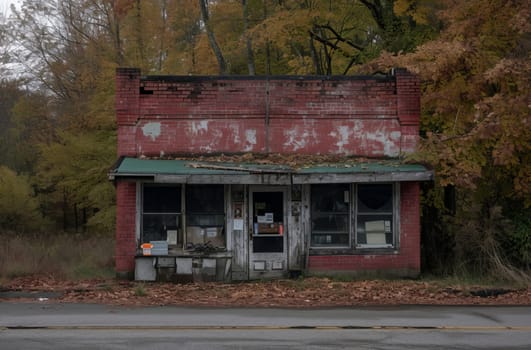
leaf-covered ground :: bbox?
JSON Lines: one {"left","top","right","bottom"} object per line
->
{"left": 1, "top": 276, "right": 530, "bottom": 307}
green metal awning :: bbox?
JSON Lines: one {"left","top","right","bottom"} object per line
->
{"left": 293, "top": 162, "right": 432, "bottom": 183}
{"left": 109, "top": 157, "right": 433, "bottom": 184}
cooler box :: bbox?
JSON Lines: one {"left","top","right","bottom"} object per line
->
{"left": 150, "top": 240, "right": 168, "bottom": 255}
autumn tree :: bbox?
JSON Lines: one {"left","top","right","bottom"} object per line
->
{"left": 244, "top": 0, "right": 437, "bottom": 75}
{"left": 362, "top": 0, "right": 531, "bottom": 278}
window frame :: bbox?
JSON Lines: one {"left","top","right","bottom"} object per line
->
{"left": 309, "top": 183, "right": 352, "bottom": 249}
{"left": 309, "top": 183, "right": 400, "bottom": 250}
{"left": 139, "top": 183, "right": 227, "bottom": 249}
{"left": 354, "top": 183, "right": 398, "bottom": 249}
{"left": 140, "top": 183, "right": 183, "bottom": 245}
{"left": 185, "top": 184, "right": 226, "bottom": 248}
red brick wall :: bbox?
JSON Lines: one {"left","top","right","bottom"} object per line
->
{"left": 115, "top": 68, "right": 140, "bottom": 156}
{"left": 115, "top": 181, "right": 137, "bottom": 277}
{"left": 307, "top": 182, "right": 421, "bottom": 277}
{"left": 115, "top": 68, "right": 420, "bottom": 158}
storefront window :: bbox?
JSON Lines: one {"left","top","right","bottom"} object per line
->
{"left": 310, "top": 183, "right": 397, "bottom": 249}
{"left": 310, "top": 184, "right": 350, "bottom": 247}
{"left": 142, "top": 185, "right": 181, "bottom": 244}
{"left": 185, "top": 185, "right": 225, "bottom": 247}
{"left": 356, "top": 184, "right": 394, "bottom": 247}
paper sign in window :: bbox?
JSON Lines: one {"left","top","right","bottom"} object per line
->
{"left": 257, "top": 215, "right": 267, "bottom": 223}
{"left": 365, "top": 220, "right": 386, "bottom": 244}
{"left": 167, "top": 230, "right": 177, "bottom": 245}
{"left": 206, "top": 227, "right": 218, "bottom": 238}
{"left": 384, "top": 220, "right": 391, "bottom": 233}
{"left": 233, "top": 219, "right": 244, "bottom": 230}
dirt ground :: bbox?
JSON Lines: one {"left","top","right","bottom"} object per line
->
{"left": 1, "top": 275, "right": 530, "bottom": 307}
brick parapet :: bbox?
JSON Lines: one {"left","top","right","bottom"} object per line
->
{"left": 116, "top": 68, "right": 140, "bottom": 156}
{"left": 394, "top": 68, "right": 420, "bottom": 126}
{"left": 394, "top": 68, "right": 420, "bottom": 153}
{"left": 115, "top": 69, "right": 422, "bottom": 158}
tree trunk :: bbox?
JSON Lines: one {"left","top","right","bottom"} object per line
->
{"left": 242, "top": 0, "right": 255, "bottom": 75}
{"left": 158, "top": 0, "right": 168, "bottom": 72}
{"left": 198, "top": 0, "right": 228, "bottom": 74}
{"left": 263, "top": 0, "right": 271, "bottom": 75}
{"left": 135, "top": 0, "right": 145, "bottom": 68}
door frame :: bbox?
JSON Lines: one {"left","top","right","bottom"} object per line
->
{"left": 248, "top": 185, "right": 289, "bottom": 279}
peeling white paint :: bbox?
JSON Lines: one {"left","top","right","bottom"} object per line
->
{"left": 191, "top": 120, "right": 209, "bottom": 136}
{"left": 142, "top": 122, "right": 161, "bottom": 141}
{"left": 284, "top": 127, "right": 310, "bottom": 151}
{"left": 160, "top": 150, "right": 165, "bottom": 157}
{"left": 390, "top": 131, "right": 401, "bottom": 141}
{"left": 330, "top": 126, "right": 351, "bottom": 153}
{"left": 366, "top": 131, "right": 400, "bottom": 157}
{"left": 199, "top": 145, "right": 213, "bottom": 152}
{"left": 230, "top": 124, "right": 241, "bottom": 144}
{"left": 337, "top": 126, "right": 350, "bottom": 152}
{"left": 352, "top": 120, "right": 363, "bottom": 133}
{"left": 200, "top": 128, "right": 222, "bottom": 153}
{"left": 244, "top": 129, "right": 257, "bottom": 151}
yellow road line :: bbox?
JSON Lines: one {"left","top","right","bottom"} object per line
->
{"left": 2, "top": 325, "right": 531, "bottom": 331}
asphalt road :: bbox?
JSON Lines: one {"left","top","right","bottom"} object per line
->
{"left": 1, "top": 303, "right": 530, "bottom": 349}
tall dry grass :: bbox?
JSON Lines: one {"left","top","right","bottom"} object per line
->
{"left": 0, "top": 232, "right": 115, "bottom": 281}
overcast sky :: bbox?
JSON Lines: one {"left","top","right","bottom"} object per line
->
{"left": 0, "top": 0, "right": 19, "bottom": 17}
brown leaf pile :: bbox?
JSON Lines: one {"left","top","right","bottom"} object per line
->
{"left": 152, "top": 152, "right": 404, "bottom": 169}
{"left": 2, "top": 276, "right": 530, "bottom": 307}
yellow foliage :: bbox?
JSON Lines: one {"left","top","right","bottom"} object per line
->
{"left": 368, "top": 0, "right": 530, "bottom": 206}
{"left": 0, "top": 166, "right": 45, "bottom": 232}
{"left": 394, "top": 0, "right": 436, "bottom": 24}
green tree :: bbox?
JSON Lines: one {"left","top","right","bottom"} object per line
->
{"left": 0, "top": 166, "right": 45, "bottom": 232}
{"left": 4, "top": 0, "right": 121, "bottom": 232}
{"left": 0, "top": 80, "right": 25, "bottom": 169}
{"left": 37, "top": 131, "right": 116, "bottom": 233}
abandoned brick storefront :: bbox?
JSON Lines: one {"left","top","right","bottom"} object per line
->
{"left": 109, "top": 68, "right": 433, "bottom": 281}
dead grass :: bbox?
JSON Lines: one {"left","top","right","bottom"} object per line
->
{"left": 0, "top": 232, "right": 115, "bottom": 282}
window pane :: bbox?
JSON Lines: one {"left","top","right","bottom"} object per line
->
{"left": 311, "top": 184, "right": 350, "bottom": 247}
{"left": 144, "top": 186, "right": 181, "bottom": 213}
{"left": 311, "top": 233, "right": 349, "bottom": 246}
{"left": 252, "top": 192, "right": 283, "bottom": 224}
{"left": 142, "top": 213, "right": 180, "bottom": 243}
{"left": 311, "top": 184, "right": 349, "bottom": 213}
{"left": 187, "top": 214, "right": 225, "bottom": 227}
{"left": 312, "top": 213, "right": 349, "bottom": 233}
{"left": 357, "top": 184, "right": 393, "bottom": 213}
{"left": 253, "top": 236, "right": 283, "bottom": 253}
{"left": 186, "top": 185, "right": 224, "bottom": 213}
{"left": 186, "top": 185, "right": 225, "bottom": 248}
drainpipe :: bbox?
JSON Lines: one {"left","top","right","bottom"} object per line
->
{"left": 265, "top": 77, "right": 270, "bottom": 153}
